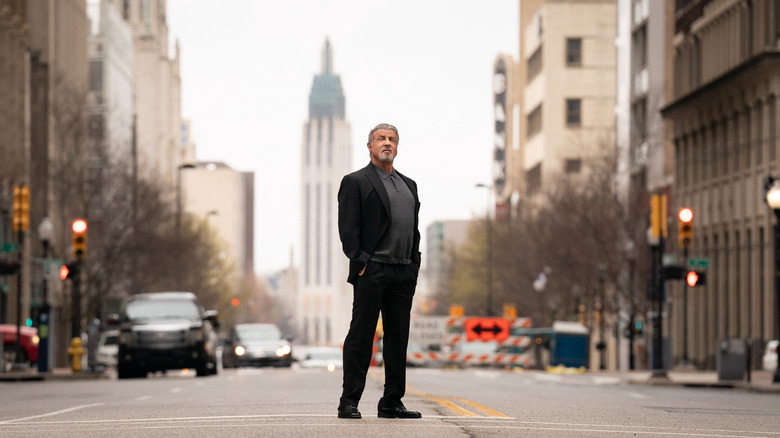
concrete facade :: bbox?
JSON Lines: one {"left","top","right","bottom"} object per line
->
{"left": 87, "top": 0, "right": 134, "bottom": 166}
{"left": 297, "top": 39, "right": 353, "bottom": 346}
{"left": 662, "top": 0, "right": 780, "bottom": 369}
{"left": 121, "top": 0, "right": 184, "bottom": 187}
{"left": 422, "top": 220, "right": 470, "bottom": 314}
{"left": 518, "top": 0, "right": 617, "bottom": 203}
{"left": 183, "top": 161, "right": 255, "bottom": 281}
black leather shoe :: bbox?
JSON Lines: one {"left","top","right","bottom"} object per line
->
{"left": 377, "top": 405, "right": 422, "bottom": 419}
{"left": 338, "top": 404, "right": 362, "bottom": 419}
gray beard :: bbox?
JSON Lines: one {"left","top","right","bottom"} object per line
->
{"left": 379, "top": 153, "right": 395, "bottom": 163}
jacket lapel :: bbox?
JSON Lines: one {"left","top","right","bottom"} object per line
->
{"left": 363, "top": 163, "right": 391, "bottom": 216}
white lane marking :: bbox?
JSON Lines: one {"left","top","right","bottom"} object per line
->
{"left": 473, "top": 370, "right": 502, "bottom": 379}
{"left": 629, "top": 392, "right": 648, "bottom": 399}
{"left": 0, "top": 403, "right": 104, "bottom": 424}
{"left": 135, "top": 395, "right": 152, "bottom": 401}
{"left": 170, "top": 387, "right": 182, "bottom": 393}
{"left": 533, "top": 374, "right": 563, "bottom": 382}
{"left": 592, "top": 376, "right": 621, "bottom": 385}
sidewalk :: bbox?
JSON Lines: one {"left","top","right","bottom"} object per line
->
{"left": 622, "top": 369, "right": 780, "bottom": 393}
{"left": 0, "top": 367, "right": 109, "bottom": 382}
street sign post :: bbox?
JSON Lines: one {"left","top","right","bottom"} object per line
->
{"left": 687, "top": 257, "right": 710, "bottom": 269}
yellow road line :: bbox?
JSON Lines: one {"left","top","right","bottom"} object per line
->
{"left": 445, "top": 396, "right": 508, "bottom": 418}
{"left": 368, "top": 368, "right": 509, "bottom": 418}
{"left": 406, "top": 385, "right": 508, "bottom": 418}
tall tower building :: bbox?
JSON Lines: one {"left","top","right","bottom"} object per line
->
{"left": 297, "top": 39, "right": 353, "bottom": 345}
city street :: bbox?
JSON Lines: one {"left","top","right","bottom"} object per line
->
{"left": 1, "top": 366, "right": 778, "bottom": 437}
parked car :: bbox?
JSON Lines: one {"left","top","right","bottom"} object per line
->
{"left": 222, "top": 323, "right": 293, "bottom": 368}
{"left": 299, "top": 346, "right": 343, "bottom": 372}
{"left": 111, "top": 292, "right": 219, "bottom": 378}
{"left": 0, "top": 324, "right": 39, "bottom": 371}
{"left": 763, "top": 339, "right": 778, "bottom": 371}
{"left": 96, "top": 329, "right": 119, "bottom": 368}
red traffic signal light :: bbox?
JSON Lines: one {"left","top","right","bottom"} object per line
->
{"left": 686, "top": 270, "right": 706, "bottom": 287}
{"left": 60, "top": 265, "right": 69, "bottom": 280}
{"left": 231, "top": 298, "right": 240, "bottom": 307}
{"left": 686, "top": 271, "right": 698, "bottom": 287}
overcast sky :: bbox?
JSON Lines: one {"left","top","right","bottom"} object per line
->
{"left": 166, "top": 0, "right": 519, "bottom": 274}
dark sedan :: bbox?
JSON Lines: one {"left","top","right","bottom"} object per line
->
{"left": 222, "top": 323, "right": 293, "bottom": 368}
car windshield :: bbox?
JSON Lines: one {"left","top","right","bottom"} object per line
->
{"left": 103, "top": 334, "right": 118, "bottom": 346}
{"left": 125, "top": 299, "right": 201, "bottom": 321}
{"left": 236, "top": 326, "right": 281, "bottom": 341}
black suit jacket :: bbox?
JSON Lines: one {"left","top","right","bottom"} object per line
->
{"left": 338, "top": 162, "right": 421, "bottom": 285}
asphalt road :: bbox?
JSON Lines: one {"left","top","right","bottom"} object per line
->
{"left": 1, "top": 366, "right": 778, "bottom": 437}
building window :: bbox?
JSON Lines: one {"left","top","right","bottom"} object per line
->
{"left": 566, "top": 98, "right": 581, "bottom": 127}
{"left": 89, "top": 60, "right": 103, "bottom": 92}
{"left": 526, "top": 163, "right": 541, "bottom": 195}
{"left": 564, "top": 158, "right": 581, "bottom": 174}
{"left": 527, "top": 46, "right": 542, "bottom": 83}
{"left": 566, "top": 38, "right": 582, "bottom": 66}
{"left": 632, "top": 24, "right": 647, "bottom": 71}
{"left": 527, "top": 104, "right": 542, "bottom": 138}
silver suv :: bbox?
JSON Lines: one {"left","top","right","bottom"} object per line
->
{"left": 113, "top": 292, "right": 219, "bottom": 378}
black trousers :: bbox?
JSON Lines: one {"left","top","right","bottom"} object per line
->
{"left": 340, "top": 261, "right": 417, "bottom": 408}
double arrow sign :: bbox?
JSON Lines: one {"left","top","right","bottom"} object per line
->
{"left": 464, "top": 318, "right": 511, "bottom": 342}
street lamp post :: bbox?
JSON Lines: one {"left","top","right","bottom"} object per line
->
{"left": 476, "top": 183, "right": 493, "bottom": 316}
{"left": 176, "top": 163, "right": 195, "bottom": 290}
{"left": 37, "top": 218, "right": 53, "bottom": 373}
{"left": 764, "top": 178, "right": 780, "bottom": 384}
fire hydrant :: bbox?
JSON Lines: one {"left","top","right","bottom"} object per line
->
{"left": 67, "top": 337, "right": 84, "bottom": 372}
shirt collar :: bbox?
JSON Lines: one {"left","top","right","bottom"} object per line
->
{"left": 372, "top": 163, "right": 397, "bottom": 180}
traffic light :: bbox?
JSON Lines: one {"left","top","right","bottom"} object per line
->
{"left": 685, "top": 270, "right": 706, "bottom": 287}
{"left": 60, "top": 263, "right": 79, "bottom": 280}
{"left": 503, "top": 303, "right": 517, "bottom": 319}
{"left": 0, "top": 259, "right": 21, "bottom": 275}
{"left": 231, "top": 298, "right": 240, "bottom": 307}
{"left": 71, "top": 219, "right": 87, "bottom": 260}
{"left": 450, "top": 305, "right": 464, "bottom": 318}
{"left": 678, "top": 207, "right": 693, "bottom": 248}
{"left": 12, "top": 185, "right": 29, "bottom": 231}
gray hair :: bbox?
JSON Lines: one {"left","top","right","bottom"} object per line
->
{"left": 368, "top": 123, "right": 399, "bottom": 145}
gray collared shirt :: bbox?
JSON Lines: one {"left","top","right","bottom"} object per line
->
{"left": 372, "top": 164, "right": 414, "bottom": 264}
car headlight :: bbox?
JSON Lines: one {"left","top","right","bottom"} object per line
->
{"left": 234, "top": 345, "right": 246, "bottom": 356}
{"left": 276, "top": 345, "right": 291, "bottom": 357}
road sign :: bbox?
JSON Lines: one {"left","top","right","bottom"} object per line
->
{"left": 687, "top": 257, "right": 710, "bottom": 268}
{"left": 464, "top": 317, "right": 510, "bottom": 342}
{"left": 408, "top": 316, "right": 448, "bottom": 346}
{"left": 1, "top": 243, "right": 18, "bottom": 254}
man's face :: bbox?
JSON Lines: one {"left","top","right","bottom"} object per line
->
{"left": 369, "top": 129, "right": 398, "bottom": 163}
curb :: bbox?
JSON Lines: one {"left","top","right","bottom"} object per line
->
{"left": 0, "top": 370, "right": 108, "bottom": 382}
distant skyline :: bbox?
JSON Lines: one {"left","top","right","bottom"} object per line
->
{"left": 166, "top": 0, "right": 520, "bottom": 274}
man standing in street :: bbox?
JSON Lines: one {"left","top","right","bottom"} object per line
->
{"left": 336, "top": 123, "right": 422, "bottom": 419}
